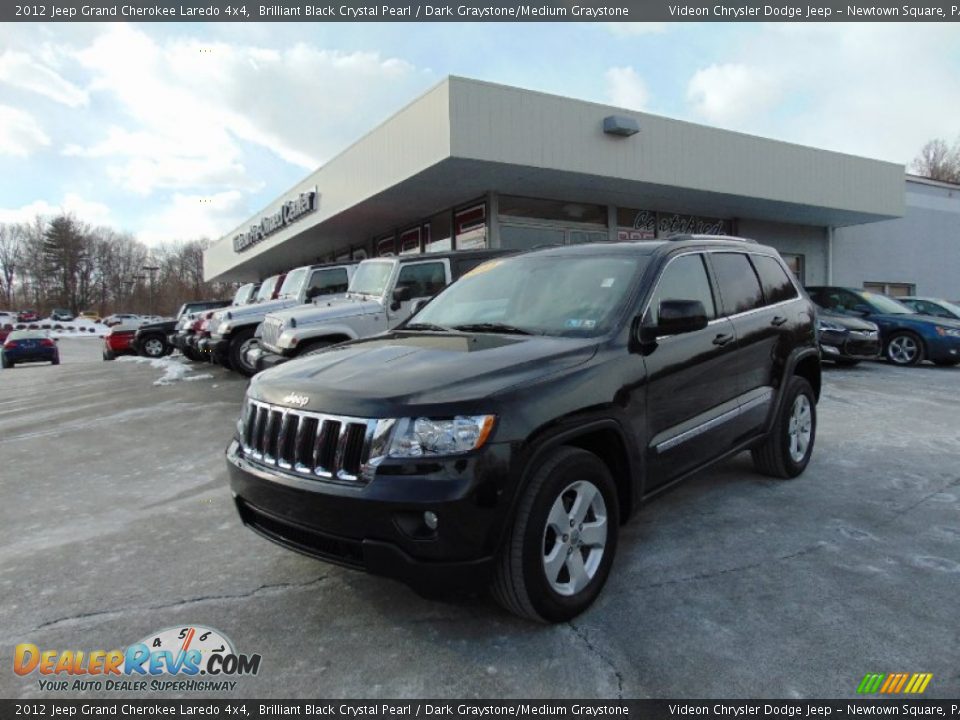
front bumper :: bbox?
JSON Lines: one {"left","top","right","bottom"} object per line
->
{"left": 819, "top": 331, "right": 880, "bottom": 361}
{"left": 226, "top": 439, "right": 516, "bottom": 592}
{"left": 253, "top": 347, "right": 291, "bottom": 372}
{"left": 926, "top": 336, "right": 960, "bottom": 362}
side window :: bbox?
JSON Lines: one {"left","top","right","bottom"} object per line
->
{"left": 750, "top": 254, "right": 799, "bottom": 305}
{"left": 710, "top": 252, "right": 764, "bottom": 316}
{"left": 395, "top": 262, "right": 447, "bottom": 298}
{"left": 309, "top": 268, "right": 349, "bottom": 296}
{"left": 649, "top": 254, "right": 716, "bottom": 324}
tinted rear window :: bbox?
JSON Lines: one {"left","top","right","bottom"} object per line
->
{"left": 710, "top": 252, "right": 764, "bottom": 315}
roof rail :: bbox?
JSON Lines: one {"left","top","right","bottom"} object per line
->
{"left": 665, "top": 233, "right": 758, "bottom": 244}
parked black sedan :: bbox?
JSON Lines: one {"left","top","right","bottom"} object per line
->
{"left": 134, "top": 299, "right": 231, "bottom": 358}
{"left": 2, "top": 329, "right": 59, "bottom": 368}
{"left": 817, "top": 311, "right": 880, "bottom": 365}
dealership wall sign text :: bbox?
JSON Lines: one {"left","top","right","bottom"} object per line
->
{"left": 233, "top": 188, "right": 319, "bottom": 253}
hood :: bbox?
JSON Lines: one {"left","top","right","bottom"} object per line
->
{"left": 249, "top": 332, "right": 599, "bottom": 415}
{"left": 869, "top": 312, "right": 960, "bottom": 330}
{"left": 818, "top": 311, "right": 876, "bottom": 331}
{"left": 217, "top": 297, "right": 299, "bottom": 321}
{"left": 266, "top": 295, "right": 379, "bottom": 326}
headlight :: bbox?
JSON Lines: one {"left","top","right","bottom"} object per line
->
{"left": 935, "top": 326, "right": 960, "bottom": 338}
{"left": 818, "top": 320, "right": 844, "bottom": 332}
{"left": 386, "top": 415, "right": 496, "bottom": 458}
{"left": 218, "top": 322, "right": 232, "bottom": 334}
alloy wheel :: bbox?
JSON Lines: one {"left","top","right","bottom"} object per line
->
{"left": 787, "top": 394, "right": 812, "bottom": 463}
{"left": 541, "top": 480, "right": 608, "bottom": 596}
{"left": 887, "top": 335, "right": 918, "bottom": 365}
{"left": 143, "top": 338, "right": 164, "bottom": 357}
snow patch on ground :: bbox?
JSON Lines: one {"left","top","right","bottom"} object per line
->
{"left": 116, "top": 355, "right": 213, "bottom": 386}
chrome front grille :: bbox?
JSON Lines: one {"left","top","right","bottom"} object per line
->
{"left": 260, "top": 317, "right": 283, "bottom": 350}
{"left": 240, "top": 399, "right": 375, "bottom": 482}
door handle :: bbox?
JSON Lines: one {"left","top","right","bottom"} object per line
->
{"left": 771, "top": 316, "right": 788, "bottom": 326}
{"left": 712, "top": 333, "right": 734, "bottom": 346}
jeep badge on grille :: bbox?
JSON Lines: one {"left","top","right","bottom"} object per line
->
{"left": 282, "top": 392, "right": 309, "bottom": 407}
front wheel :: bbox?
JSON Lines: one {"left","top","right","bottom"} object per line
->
{"left": 139, "top": 335, "right": 168, "bottom": 358}
{"left": 885, "top": 331, "right": 924, "bottom": 366}
{"left": 492, "top": 446, "right": 619, "bottom": 622}
{"left": 2, "top": 356, "right": 11, "bottom": 369}
{"left": 752, "top": 375, "right": 817, "bottom": 478}
{"left": 102, "top": 349, "right": 115, "bottom": 361}
{"left": 228, "top": 328, "right": 257, "bottom": 376}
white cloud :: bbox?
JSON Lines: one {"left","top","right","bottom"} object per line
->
{"left": 64, "top": 25, "right": 424, "bottom": 196}
{"left": 0, "top": 193, "right": 112, "bottom": 225}
{"left": 0, "top": 50, "right": 88, "bottom": 107}
{"left": 602, "top": 23, "right": 667, "bottom": 36}
{"left": 136, "top": 190, "right": 247, "bottom": 246}
{"left": 605, "top": 66, "right": 650, "bottom": 110}
{"left": 683, "top": 24, "right": 960, "bottom": 164}
{"left": 0, "top": 105, "right": 50, "bottom": 156}
{"left": 686, "top": 63, "right": 781, "bottom": 126}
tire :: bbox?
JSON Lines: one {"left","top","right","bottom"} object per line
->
{"left": 885, "top": 331, "right": 924, "bottom": 366}
{"left": 139, "top": 334, "right": 168, "bottom": 358}
{"left": 492, "top": 446, "right": 619, "bottom": 623}
{"left": 228, "top": 327, "right": 257, "bottom": 376}
{"left": 52, "top": 356, "right": 60, "bottom": 366}
{"left": 2, "top": 356, "right": 11, "bottom": 369}
{"left": 182, "top": 346, "right": 200, "bottom": 362}
{"left": 834, "top": 358, "right": 860, "bottom": 367}
{"left": 751, "top": 375, "right": 817, "bottom": 479}
{"left": 103, "top": 349, "right": 115, "bottom": 361}
{"left": 297, "top": 339, "right": 335, "bottom": 356}
{"left": 933, "top": 359, "right": 960, "bottom": 367}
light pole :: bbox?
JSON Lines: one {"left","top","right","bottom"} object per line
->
{"left": 121, "top": 280, "right": 134, "bottom": 310}
{"left": 131, "top": 275, "right": 146, "bottom": 314}
{"left": 142, "top": 265, "right": 159, "bottom": 316}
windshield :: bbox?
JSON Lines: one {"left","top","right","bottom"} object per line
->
{"left": 232, "top": 284, "right": 253, "bottom": 305}
{"left": 413, "top": 254, "right": 645, "bottom": 337}
{"left": 860, "top": 291, "right": 914, "bottom": 315}
{"left": 256, "top": 277, "right": 279, "bottom": 302}
{"left": 349, "top": 261, "right": 395, "bottom": 296}
{"left": 277, "top": 267, "right": 308, "bottom": 298}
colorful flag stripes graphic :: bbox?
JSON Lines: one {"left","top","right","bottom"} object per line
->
{"left": 857, "top": 673, "right": 933, "bottom": 694}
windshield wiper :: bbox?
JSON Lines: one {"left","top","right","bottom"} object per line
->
{"left": 403, "top": 322, "right": 453, "bottom": 332}
{"left": 452, "top": 322, "right": 533, "bottom": 335}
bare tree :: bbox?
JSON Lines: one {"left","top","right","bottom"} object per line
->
{"left": 911, "top": 138, "right": 960, "bottom": 183}
{"left": 0, "top": 223, "right": 25, "bottom": 308}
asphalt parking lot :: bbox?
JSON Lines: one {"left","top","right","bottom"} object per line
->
{"left": 1, "top": 338, "right": 958, "bottom": 699}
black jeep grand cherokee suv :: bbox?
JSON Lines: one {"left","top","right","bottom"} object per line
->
{"left": 226, "top": 237, "right": 820, "bottom": 622}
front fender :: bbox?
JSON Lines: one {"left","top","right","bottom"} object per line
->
{"left": 289, "top": 323, "right": 360, "bottom": 346}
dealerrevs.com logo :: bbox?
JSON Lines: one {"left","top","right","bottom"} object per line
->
{"left": 14, "top": 625, "right": 261, "bottom": 693}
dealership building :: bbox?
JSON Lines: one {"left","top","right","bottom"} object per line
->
{"left": 203, "top": 76, "right": 906, "bottom": 286}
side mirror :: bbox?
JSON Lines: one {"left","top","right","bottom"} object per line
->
{"left": 657, "top": 300, "right": 708, "bottom": 336}
{"left": 852, "top": 304, "right": 872, "bottom": 316}
{"left": 410, "top": 297, "right": 431, "bottom": 316}
{"left": 305, "top": 287, "right": 320, "bottom": 301}
{"left": 390, "top": 286, "right": 412, "bottom": 311}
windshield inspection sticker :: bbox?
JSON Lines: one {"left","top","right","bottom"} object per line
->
{"left": 601, "top": 278, "right": 616, "bottom": 288}
{"left": 565, "top": 319, "right": 596, "bottom": 329}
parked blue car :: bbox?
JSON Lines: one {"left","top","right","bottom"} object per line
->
{"left": 899, "top": 296, "right": 960, "bottom": 321}
{"left": 2, "top": 329, "right": 60, "bottom": 368}
{"left": 806, "top": 287, "right": 960, "bottom": 367}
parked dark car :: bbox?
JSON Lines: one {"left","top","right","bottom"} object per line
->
{"left": 171, "top": 285, "right": 260, "bottom": 360}
{"left": 3, "top": 329, "right": 59, "bottom": 368}
{"left": 817, "top": 310, "right": 880, "bottom": 365}
{"left": 899, "top": 297, "right": 960, "bottom": 321}
{"left": 102, "top": 324, "right": 139, "bottom": 361}
{"left": 806, "top": 287, "right": 960, "bottom": 366}
{"left": 227, "top": 236, "right": 821, "bottom": 621}
{"left": 134, "top": 300, "right": 232, "bottom": 358}
{"left": 17, "top": 310, "right": 40, "bottom": 323}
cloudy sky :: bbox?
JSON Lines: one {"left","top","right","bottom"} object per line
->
{"left": 1, "top": 22, "right": 958, "bottom": 245}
